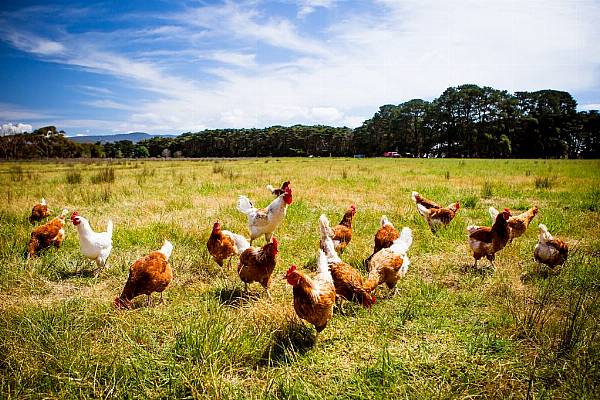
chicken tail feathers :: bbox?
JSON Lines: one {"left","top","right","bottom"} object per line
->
{"left": 390, "top": 227, "right": 413, "bottom": 254}
{"left": 538, "top": 224, "right": 554, "bottom": 243}
{"left": 416, "top": 203, "right": 429, "bottom": 217}
{"left": 237, "top": 196, "right": 255, "bottom": 215}
{"left": 380, "top": 215, "right": 392, "bottom": 228}
{"left": 319, "top": 214, "right": 334, "bottom": 239}
{"left": 159, "top": 240, "right": 174, "bottom": 260}
{"left": 106, "top": 220, "right": 113, "bottom": 237}
{"left": 319, "top": 215, "right": 341, "bottom": 263}
{"left": 316, "top": 250, "right": 334, "bottom": 285}
{"left": 489, "top": 207, "right": 499, "bottom": 222}
{"left": 266, "top": 184, "right": 275, "bottom": 194}
{"left": 411, "top": 191, "right": 419, "bottom": 203}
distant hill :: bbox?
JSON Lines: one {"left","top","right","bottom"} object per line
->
{"left": 69, "top": 132, "right": 176, "bottom": 144}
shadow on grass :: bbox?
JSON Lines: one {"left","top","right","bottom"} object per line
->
{"left": 55, "top": 268, "right": 100, "bottom": 280}
{"left": 259, "top": 319, "right": 315, "bottom": 366}
{"left": 213, "top": 286, "right": 261, "bottom": 307}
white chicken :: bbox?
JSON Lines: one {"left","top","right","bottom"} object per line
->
{"left": 71, "top": 211, "right": 113, "bottom": 269}
{"left": 237, "top": 185, "right": 293, "bottom": 244}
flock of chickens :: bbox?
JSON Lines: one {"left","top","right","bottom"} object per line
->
{"left": 25, "top": 182, "right": 569, "bottom": 336}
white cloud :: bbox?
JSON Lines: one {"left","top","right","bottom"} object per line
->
{"left": 297, "top": 0, "right": 337, "bottom": 18}
{"left": 1, "top": 122, "right": 32, "bottom": 135}
{"left": 82, "top": 99, "right": 136, "bottom": 110}
{"left": 579, "top": 103, "right": 600, "bottom": 111}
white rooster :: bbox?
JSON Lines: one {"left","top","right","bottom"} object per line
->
{"left": 71, "top": 211, "right": 113, "bottom": 270}
{"left": 237, "top": 185, "right": 293, "bottom": 245}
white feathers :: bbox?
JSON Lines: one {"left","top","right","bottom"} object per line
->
{"left": 538, "top": 223, "right": 554, "bottom": 243}
{"left": 318, "top": 214, "right": 342, "bottom": 264}
{"left": 466, "top": 225, "right": 481, "bottom": 234}
{"left": 315, "top": 249, "right": 334, "bottom": 285}
{"left": 489, "top": 206, "right": 499, "bottom": 222}
{"left": 41, "top": 197, "right": 47, "bottom": 206}
{"left": 389, "top": 227, "right": 413, "bottom": 275}
{"left": 380, "top": 215, "right": 393, "bottom": 228}
{"left": 319, "top": 214, "right": 335, "bottom": 239}
{"left": 411, "top": 191, "right": 419, "bottom": 202}
{"left": 266, "top": 184, "right": 275, "bottom": 194}
{"left": 159, "top": 240, "right": 174, "bottom": 260}
{"left": 237, "top": 196, "right": 255, "bottom": 215}
{"left": 237, "top": 193, "right": 289, "bottom": 242}
{"left": 416, "top": 203, "right": 429, "bottom": 217}
{"left": 389, "top": 227, "right": 413, "bottom": 255}
{"left": 222, "top": 230, "right": 250, "bottom": 254}
{"left": 74, "top": 215, "right": 113, "bottom": 267}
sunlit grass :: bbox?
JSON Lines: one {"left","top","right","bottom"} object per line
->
{"left": 0, "top": 158, "right": 599, "bottom": 398}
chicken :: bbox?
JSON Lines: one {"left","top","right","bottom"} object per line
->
{"left": 412, "top": 191, "right": 460, "bottom": 232}
{"left": 286, "top": 250, "right": 336, "bottom": 335}
{"left": 411, "top": 191, "right": 441, "bottom": 210}
{"left": 29, "top": 197, "right": 50, "bottom": 224}
{"left": 365, "top": 227, "right": 413, "bottom": 295}
{"left": 237, "top": 237, "right": 279, "bottom": 299}
{"left": 26, "top": 209, "right": 68, "bottom": 257}
{"left": 467, "top": 208, "right": 511, "bottom": 268}
{"left": 534, "top": 224, "right": 568, "bottom": 269}
{"left": 372, "top": 215, "right": 400, "bottom": 255}
{"left": 114, "top": 240, "right": 173, "bottom": 309}
{"left": 71, "top": 211, "right": 113, "bottom": 270}
{"left": 206, "top": 222, "right": 250, "bottom": 269}
{"left": 319, "top": 215, "right": 375, "bottom": 308}
{"left": 329, "top": 204, "right": 356, "bottom": 253}
{"left": 489, "top": 206, "right": 538, "bottom": 242}
{"left": 237, "top": 185, "right": 293, "bottom": 245}
{"left": 266, "top": 180, "right": 290, "bottom": 197}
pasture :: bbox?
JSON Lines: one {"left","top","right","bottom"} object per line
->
{"left": 0, "top": 158, "right": 599, "bottom": 399}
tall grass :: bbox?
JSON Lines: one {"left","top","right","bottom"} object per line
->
{"left": 91, "top": 167, "right": 115, "bottom": 184}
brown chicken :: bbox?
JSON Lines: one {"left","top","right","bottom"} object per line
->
{"left": 319, "top": 215, "right": 375, "bottom": 308}
{"left": 332, "top": 204, "right": 356, "bottom": 253}
{"left": 372, "top": 215, "right": 400, "bottom": 255}
{"left": 489, "top": 206, "right": 538, "bottom": 242}
{"left": 534, "top": 224, "right": 569, "bottom": 269}
{"left": 365, "top": 227, "right": 413, "bottom": 295}
{"left": 467, "top": 208, "right": 511, "bottom": 268}
{"left": 237, "top": 237, "right": 278, "bottom": 299}
{"left": 286, "top": 250, "right": 336, "bottom": 335}
{"left": 29, "top": 197, "right": 50, "bottom": 224}
{"left": 412, "top": 191, "right": 460, "bottom": 232}
{"left": 27, "top": 209, "right": 68, "bottom": 257}
{"left": 114, "top": 240, "right": 174, "bottom": 309}
{"left": 207, "top": 222, "right": 250, "bottom": 268}
{"left": 266, "top": 180, "right": 291, "bottom": 197}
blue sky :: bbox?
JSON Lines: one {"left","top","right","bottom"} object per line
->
{"left": 1, "top": 0, "right": 599, "bottom": 136}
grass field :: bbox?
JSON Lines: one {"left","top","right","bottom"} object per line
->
{"left": 1, "top": 158, "right": 599, "bottom": 399}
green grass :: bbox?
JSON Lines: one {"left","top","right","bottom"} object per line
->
{"left": 0, "top": 158, "right": 599, "bottom": 399}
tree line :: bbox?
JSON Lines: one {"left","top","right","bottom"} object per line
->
{"left": 1, "top": 85, "right": 598, "bottom": 159}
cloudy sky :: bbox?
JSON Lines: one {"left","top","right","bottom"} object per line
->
{"left": 1, "top": 0, "right": 599, "bottom": 136}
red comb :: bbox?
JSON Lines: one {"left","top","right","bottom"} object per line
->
{"left": 287, "top": 264, "right": 297, "bottom": 274}
{"left": 70, "top": 211, "right": 79, "bottom": 220}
